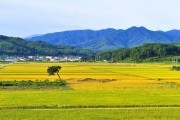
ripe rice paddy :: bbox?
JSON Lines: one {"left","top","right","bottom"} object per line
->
{"left": 0, "top": 62, "right": 179, "bottom": 80}
{"left": 0, "top": 62, "right": 179, "bottom": 90}
{"left": 0, "top": 62, "right": 179, "bottom": 119}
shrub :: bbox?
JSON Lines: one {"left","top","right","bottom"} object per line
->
{"left": 0, "top": 79, "right": 68, "bottom": 88}
{"left": 172, "top": 66, "right": 180, "bottom": 71}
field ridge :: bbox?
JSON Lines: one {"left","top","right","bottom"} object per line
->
{"left": 0, "top": 105, "right": 180, "bottom": 110}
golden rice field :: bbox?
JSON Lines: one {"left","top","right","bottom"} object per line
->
{"left": 0, "top": 62, "right": 179, "bottom": 119}
{"left": 0, "top": 62, "right": 179, "bottom": 90}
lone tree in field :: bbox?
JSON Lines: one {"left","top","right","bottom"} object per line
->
{"left": 47, "top": 66, "right": 62, "bottom": 80}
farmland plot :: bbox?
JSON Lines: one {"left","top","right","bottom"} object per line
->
{"left": 0, "top": 62, "right": 179, "bottom": 119}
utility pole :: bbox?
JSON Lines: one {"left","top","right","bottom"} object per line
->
{"left": 175, "top": 58, "right": 178, "bottom": 66}
{"left": 172, "top": 58, "right": 175, "bottom": 66}
{"left": 111, "top": 56, "right": 113, "bottom": 63}
{"left": 172, "top": 58, "right": 178, "bottom": 66}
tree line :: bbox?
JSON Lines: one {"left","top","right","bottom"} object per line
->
{"left": 94, "top": 43, "right": 180, "bottom": 62}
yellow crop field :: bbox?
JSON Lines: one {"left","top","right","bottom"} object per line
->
{"left": 0, "top": 62, "right": 180, "bottom": 120}
{"left": 0, "top": 62, "right": 179, "bottom": 90}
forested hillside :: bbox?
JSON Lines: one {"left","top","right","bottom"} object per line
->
{"left": 0, "top": 35, "right": 94, "bottom": 56}
{"left": 96, "top": 43, "right": 180, "bottom": 62}
{"left": 1, "top": 35, "right": 180, "bottom": 62}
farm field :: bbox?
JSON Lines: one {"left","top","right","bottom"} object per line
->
{"left": 0, "top": 62, "right": 179, "bottom": 80}
{"left": 0, "top": 62, "right": 9, "bottom": 66}
{"left": 0, "top": 108, "right": 180, "bottom": 120}
{"left": 0, "top": 90, "right": 179, "bottom": 109}
{"left": 0, "top": 62, "right": 180, "bottom": 90}
{"left": 0, "top": 62, "right": 179, "bottom": 119}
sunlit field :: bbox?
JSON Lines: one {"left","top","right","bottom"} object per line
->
{"left": 0, "top": 90, "right": 179, "bottom": 109}
{"left": 0, "top": 62, "right": 9, "bottom": 66}
{"left": 1, "top": 62, "right": 179, "bottom": 80}
{"left": 0, "top": 62, "right": 180, "bottom": 90}
{"left": 0, "top": 108, "right": 179, "bottom": 120}
{"left": 0, "top": 62, "right": 179, "bottom": 119}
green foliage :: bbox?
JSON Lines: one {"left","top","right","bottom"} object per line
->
{"left": 0, "top": 79, "right": 67, "bottom": 89}
{"left": 97, "top": 43, "right": 180, "bottom": 62}
{"left": 0, "top": 35, "right": 94, "bottom": 56}
{"left": 47, "top": 66, "right": 61, "bottom": 79}
{"left": 172, "top": 43, "right": 180, "bottom": 47}
{"left": 172, "top": 66, "right": 180, "bottom": 71}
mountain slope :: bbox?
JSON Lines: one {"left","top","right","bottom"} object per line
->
{"left": 97, "top": 43, "right": 180, "bottom": 62}
{"left": 166, "top": 30, "right": 180, "bottom": 37}
{"left": 24, "top": 34, "right": 42, "bottom": 39}
{"left": 0, "top": 35, "right": 94, "bottom": 56}
{"left": 27, "top": 27, "right": 180, "bottom": 51}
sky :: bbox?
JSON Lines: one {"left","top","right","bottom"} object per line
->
{"left": 0, "top": 0, "right": 180, "bottom": 37}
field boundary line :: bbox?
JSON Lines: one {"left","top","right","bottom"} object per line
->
{"left": 0, "top": 107, "right": 180, "bottom": 111}
{"left": 0, "top": 61, "right": 17, "bottom": 69}
{"left": 0, "top": 105, "right": 180, "bottom": 110}
{"left": 90, "top": 68, "right": 148, "bottom": 79}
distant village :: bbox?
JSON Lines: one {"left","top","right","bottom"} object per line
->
{"left": 0, "top": 55, "right": 82, "bottom": 62}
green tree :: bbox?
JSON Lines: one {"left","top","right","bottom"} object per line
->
{"left": 47, "top": 66, "right": 62, "bottom": 80}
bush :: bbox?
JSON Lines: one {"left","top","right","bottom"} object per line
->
{"left": 0, "top": 79, "right": 67, "bottom": 87}
{"left": 172, "top": 66, "right": 180, "bottom": 71}
{"left": 53, "top": 80, "right": 67, "bottom": 86}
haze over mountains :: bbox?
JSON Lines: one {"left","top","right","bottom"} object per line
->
{"left": 27, "top": 26, "right": 180, "bottom": 51}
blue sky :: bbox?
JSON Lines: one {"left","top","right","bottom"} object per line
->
{"left": 0, "top": 0, "right": 180, "bottom": 37}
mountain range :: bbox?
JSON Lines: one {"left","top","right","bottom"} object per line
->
{"left": 1, "top": 34, "right": 180, "bottom": 62}
{"left": 27, "top": 26, "right": 180, "bottom": 51}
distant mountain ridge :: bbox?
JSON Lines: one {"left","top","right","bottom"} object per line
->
{"left": 27, "top": 26, "right": 180, "bottom": 51}
{"left": 166, "top": 30, "right": 180, "bottom": 37}
{"left": 24, "top": 34, "right": 42, "bottom": 39}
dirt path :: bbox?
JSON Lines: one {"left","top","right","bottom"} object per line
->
{"left": 0, "top": 61, "right": 16, "bottom": 69}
